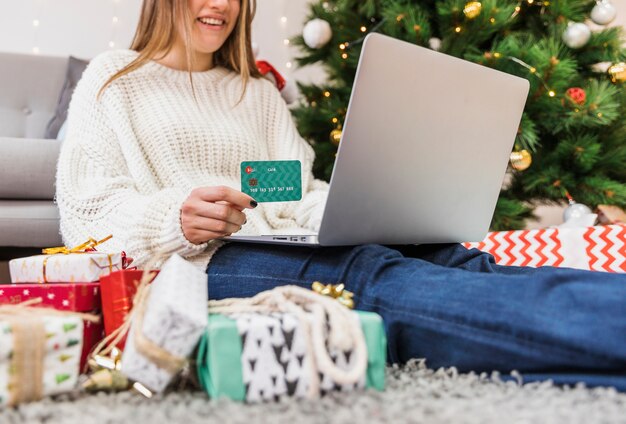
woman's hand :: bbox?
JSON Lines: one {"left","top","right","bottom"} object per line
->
{"left": 181, "top": 186, "right": 258, "bottom": 244}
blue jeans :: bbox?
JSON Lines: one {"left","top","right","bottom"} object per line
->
{"left": 206, "top": 242, "right": 626, "bottom": 390}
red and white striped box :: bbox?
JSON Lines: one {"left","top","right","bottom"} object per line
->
{"left": 463, "top": 224, "right": 626, "bottom": 273}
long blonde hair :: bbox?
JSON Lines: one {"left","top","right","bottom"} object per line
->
{"left": 98, "top": 0, "right": 261, "bottom": 100}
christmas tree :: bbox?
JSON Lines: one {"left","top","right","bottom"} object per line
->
{"left": 290, "top": 0, "right": 626, "bottom": 230}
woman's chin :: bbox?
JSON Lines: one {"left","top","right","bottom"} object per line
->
{"left": 192, "top": 36, "right": 229, "bottom": 53}
{"left": 192, "top": 44, "right": 222, "bottom": 56}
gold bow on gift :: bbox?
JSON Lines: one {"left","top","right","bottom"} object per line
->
{"left": 311, "top": 282, "right": 355, "bottom": 309}
{"left": 39, "top": 235, "right": 115, "bottom": 284}
{"left": 42, "top": 235, "right": 113, "bottom": 255}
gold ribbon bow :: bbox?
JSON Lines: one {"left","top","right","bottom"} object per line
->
{"left": 311, "top": 282, "right": 355, "bottom": 309}
{"left": 42, "top": 235, "right": 113, "bottom": 255}
{"left": 40, "top": 235, "right": 114, "bottom": 284}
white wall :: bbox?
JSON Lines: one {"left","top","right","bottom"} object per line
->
{"left": 0, "top": 0, "right": 142, "bottom": 58}
{"left": 0, "top": 0, "right": 321, "bottom": 82}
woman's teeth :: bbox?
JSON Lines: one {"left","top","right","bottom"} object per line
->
{"left": 198, "top": 17, "right": 225, "bottom": 26}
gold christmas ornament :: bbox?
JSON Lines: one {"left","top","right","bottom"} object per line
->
{"left": 608, "top": 62, "right": 626, "bottom": 83}
{"left": 510, "top": 149, "right": 532, "bottom": 171}
{"left": 330, "top": 128, "right": 342, "bottom": 146}
{"left": 464, "top": 1, "right": 482, "bottom": 19}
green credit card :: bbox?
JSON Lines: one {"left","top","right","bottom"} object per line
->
{"left": 240, "top": 160, "right": 302, "bottom": 202}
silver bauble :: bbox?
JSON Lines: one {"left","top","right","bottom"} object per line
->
{"left": 302, "top": 19, "right": 333, "bottom": 49}
{"left": 563, "top": 201, "right": 593, "bottom": 222}
{"left": 562, "top": 22, "right": 591, "bottom": 49}
{"left": 591, "top": 0, "right": 617, "bottom": 25}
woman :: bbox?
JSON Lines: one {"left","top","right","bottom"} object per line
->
{"left": 56, "top": 0, "right": 626, "bottom": 390}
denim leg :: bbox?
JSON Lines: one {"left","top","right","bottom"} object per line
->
{"left": 394, "top": 243, "right": 538, "bottom": 275}
{"left": 207, "top": 242, "right": 626, "bottom": 389}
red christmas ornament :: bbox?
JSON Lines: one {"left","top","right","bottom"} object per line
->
{"left": 565, "top": 87, "right": 586, "bottom": 105}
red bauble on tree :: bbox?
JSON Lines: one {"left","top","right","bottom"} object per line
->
{"left": 565, "top": 87, "right": 586, "bottom": 105}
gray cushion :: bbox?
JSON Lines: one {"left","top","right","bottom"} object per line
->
{"left": 0, "top": 53, "right": 67, "bottom": 139}
{"left": 44, "top": 56, "right": 89, "bottom": 139}
{"left": 57, "top": 120, "right": 68, "bottom": 140}
{"left": 0, "top": 200, "right": 61, "bottom": 247}
{"left": 0, "top": 137, "right": 61, "bottom": 199}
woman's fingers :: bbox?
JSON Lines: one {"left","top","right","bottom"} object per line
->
{"left": 183, "top": 228, "right": 234, "bottom": 245}
{"left": 215, "top": 200, "right": 246, "bottom": 212}
{"left": 183, "top": 198, "right": 247, "bottom": 226}
{"left": 188, "top": 216, "right": 243, "bottom": 235}
{"left": 181, "top": 186, "right": 255, "bottom": 244}
{"left": 192, "top": 186, "right": 257, "bottom": 210}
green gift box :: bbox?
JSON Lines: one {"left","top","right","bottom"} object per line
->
{"left": 197, "top": 311, "right": 386, "bottom": 402}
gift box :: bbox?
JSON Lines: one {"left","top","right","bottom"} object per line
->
{"left": 197, "top": 310, "right": 386, "bottom": 402}
{"left": 0, "top": 313, "right": 84, "bottom": 407}
{"left": 0, "top": 283, "right": 103, "bottom": 370}
{"left": 463, "top": 224, "right": 626, "bottom": 273}
{"left": 100, "top": 270, "right": 158, "bottom": 349}
{"left": 0, "top": 283, "right": 100, "bottom": 312}
{"left": 596, "top": 205, "right": 626, "bottom": 225}
{"left": 120, "top": 254, "right": 208, "bottom": 393}
{"left": 9, "top": 252, "right": 124, "bottom": 284}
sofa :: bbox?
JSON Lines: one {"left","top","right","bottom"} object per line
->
{"left": 0, "top": 52, "right": 69, "bottom": 255}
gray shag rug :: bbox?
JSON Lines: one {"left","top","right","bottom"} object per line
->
{"left": 3, "top": 360, "right": 625, "bottom": 424}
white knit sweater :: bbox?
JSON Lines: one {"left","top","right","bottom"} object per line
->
{"left": 56, "top": 50, "right": 328, "bottom": 269}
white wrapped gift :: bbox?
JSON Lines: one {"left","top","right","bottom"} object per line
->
{"left": 0, "top": 314, "right": 83, "bottom": 407}
{"left": 121, "top": 254, "right": 208, "bottom": 392}
{"left": 9, "top": 252, "right": 124, "bottom": 284}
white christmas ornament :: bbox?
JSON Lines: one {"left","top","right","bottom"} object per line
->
{"left": 428, "top": 37, "right": 442, "bottom": 51}
{"left": 591, "top": 0, "right": 617, "bottom": 25}
{"left": 252, "top": 41, "right": 260, "bottom": 58}
{"left": 562, "top": 200, "right": 597, "bottom": 228}
{"left": 562, "top": 22, "right": 591, "bottom": 49}
{"left": 303, "top": 19, "right": 333, "bottom": 49}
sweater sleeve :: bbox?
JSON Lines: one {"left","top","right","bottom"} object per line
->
{"left": 55, "top": 56, "right": 208, "bottom": 266}
{"left": 259, "top": 81, "right": 329, "bottom": 232}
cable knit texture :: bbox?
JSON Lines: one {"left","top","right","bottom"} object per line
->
{"left": 56, "top": 50, "right": 328, "bottom": 269}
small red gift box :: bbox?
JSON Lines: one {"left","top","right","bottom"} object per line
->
{"left": 0, "top": 283, "right": 103, "bottom": 369}
{"left": 99, "top": 269, "right": 158, "bottom": 349}
{"left": 0, "top": 283, "right": 100, "bottom": 311}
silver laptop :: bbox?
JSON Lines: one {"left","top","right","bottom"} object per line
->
{"left": 225, "top": 33, "right": 529, "bottom": 247}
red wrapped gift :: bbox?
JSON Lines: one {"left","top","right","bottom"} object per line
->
{"left": 0, "top": 283, "right": 100, "bottom": 312}
{"left": 99, "top": 269, "right": 158, "bottom": 349}
{"left": 0, "top": 283, "right": 103, "bottom": 369}
{"left": 463, "top": 224, "right": 626, "bottom": 273}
